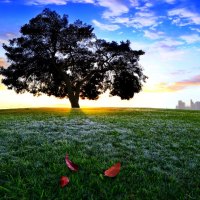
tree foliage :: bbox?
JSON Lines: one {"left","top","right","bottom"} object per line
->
{"left": 0, "top": 9, "right": 147, "bottom": 108}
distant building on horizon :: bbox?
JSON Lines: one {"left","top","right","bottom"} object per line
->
{"left": 176, "top": 100, "right": 200, "bottom": 110}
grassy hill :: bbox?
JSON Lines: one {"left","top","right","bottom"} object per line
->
{"left": 0, "top": 108, "right": 199, "bottom": 199}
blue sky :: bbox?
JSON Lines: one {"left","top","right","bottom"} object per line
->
{"left": 0, "top": 0, "right": 200, "bottom": 109}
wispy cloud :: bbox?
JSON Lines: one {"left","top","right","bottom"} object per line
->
{"left": 132, "top": 17, "right": 157, "bottom": 28}
{"left": 129, "top": 0, "right": 139, "bottom": 7}
{"left": 92, "top": 19, "right": 120, "bottom": 31}
{"left": 24, "top": 0, "right": 199, "bottom": 34}
{"left": 26, "top": 0, "right": 129, "bottom": 18}
{"left": 180, "top": 34, "right": 200, "bottom": 44}
{"left": 164, "top": 0, "right": 176, "bottom": 4}
{"left": 26, "top": 0, "right": 69, "bottom": 5}
{"left": 153, "top": 39, "right": 185, "bottom": 60}
{"left": 97, "top": 0, "right": 129, "bottom": 18}
{"left": 112, "top": 11, "right": 159, "bottom": 29}
{"left": 144, "top": 30, "right": 164, "bottom": 40}
{"left": 131, "top": 38, "right": 185, "bottom": 61}
{"left": 168, "top": 8, "right": 200, "bottom": 26}
{"left": 151, "top": 38, "right": 184, "bottom": 52}
{"left": 145, "top": 75, "right": 200, "bottom": 92}
{"left": 137, "top": 2, "right": 154, "bottom": 10}
{"left": 26, "top": 0, "right": 96, "bottom": 4}
{"left": 190, "top": 27, "right": 200, "bottom": 33}
{"left": 73, "top": 0, "right": 94, "bottom": 3}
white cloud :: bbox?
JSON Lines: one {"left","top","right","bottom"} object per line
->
{"left": 156, "top": 38, "right": 184, "bottom": 49}
{"left": 130, "top": 38, "right": 186, "bottom": 61}
{"left": 190, "top": 27, "right": 200, "bottom": 33}
{"left": 135, "top": 1, "right": 154, "bottom": 11}
{"left": 129, "top": 10, "right": 161, "bottom": 28}
{"left": 144, "top": 30, "right": 164, "bottom": 40}
{"left": 92, "top": 19, "right": 120, "bottom": 31}
{"left": 149, "top": 38, "right": 187, "bottom": 61}
{"left": 164, "top": 0, "right": 176, "bottom": 4}
{"left": 27, "top": 0, "right": 69, "bottom": 5}
{"left": 112, "top": 16, "right": 157, "bottom": 29}
{"left": 111, "top": 10, "right": 159, "bottom": 29}
{"left": 131, "top": 16, "right": 158, "bottom": 28}
{"left": 180, "top": 34, "right": 200, "bottom": 44}
{"left": 144, "top": 2, "right": 153, "bottom": 8}
{"left": 73, "top": 0, "right": 94, "bottom": 3}
{"left": 136, "top": 11, "right": 154, "bottom": 17}
{"left": 113, "top": 17, "right": 130, "bottom": 24}
{"left": 26, "top": 0, "right": 129, "bottom": 18}
{"left": 27, "top": 0, "right": 96, "bottom": 4}
{"left": 97, "top": 0, "right": 129, "bottom": 18}
{"left": 168, "top": 8, "right": 200, "bottom": 26}
{"left": 129, "top": 0, "right": 139, "bottom": 7}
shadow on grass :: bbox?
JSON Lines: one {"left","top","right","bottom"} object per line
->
{"left": 67, "top": 108, "right": 87, "bottom": 119}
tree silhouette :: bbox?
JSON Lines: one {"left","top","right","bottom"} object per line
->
{"left": 0, "top": 9, "right": 147, "bottom": 108}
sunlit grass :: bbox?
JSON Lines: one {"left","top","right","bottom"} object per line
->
{"left": 0, "top": 108, "right": 199, "bottom": 199}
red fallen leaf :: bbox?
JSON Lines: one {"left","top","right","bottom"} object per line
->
{"left": 60, "top": 176, "right": 69, "bottom": 187}
{"left": 65, "top": 154, "right": 78, "bottom": 172}
{"left": 104, "top": 162, "right": 121, "bottom": 177}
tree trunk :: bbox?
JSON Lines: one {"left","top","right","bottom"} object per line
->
{"left": 69, "top": 96, "right": 80, "bottom": 108}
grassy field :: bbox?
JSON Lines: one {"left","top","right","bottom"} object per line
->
{"left": 0, "top": 107, "right": 199, "bottom": 200}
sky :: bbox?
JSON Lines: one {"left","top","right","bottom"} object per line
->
{"left": 0, "top": 0, "right": 200, "bottom": 109}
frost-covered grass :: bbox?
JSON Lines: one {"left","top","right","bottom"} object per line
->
{"left": 0, "top": 108, "right": 199, "bottom": 200}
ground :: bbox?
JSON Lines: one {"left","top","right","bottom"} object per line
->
{"left": 0, "top": 108, "right": 199, "bottom": 199}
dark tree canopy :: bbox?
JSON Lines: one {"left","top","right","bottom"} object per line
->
{"left": 0, "top": 8, "right": 147, "bottom": 108}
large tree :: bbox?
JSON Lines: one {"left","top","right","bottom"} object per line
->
{"left": 0, "top": 9, "right": 147, "bottom": 108}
